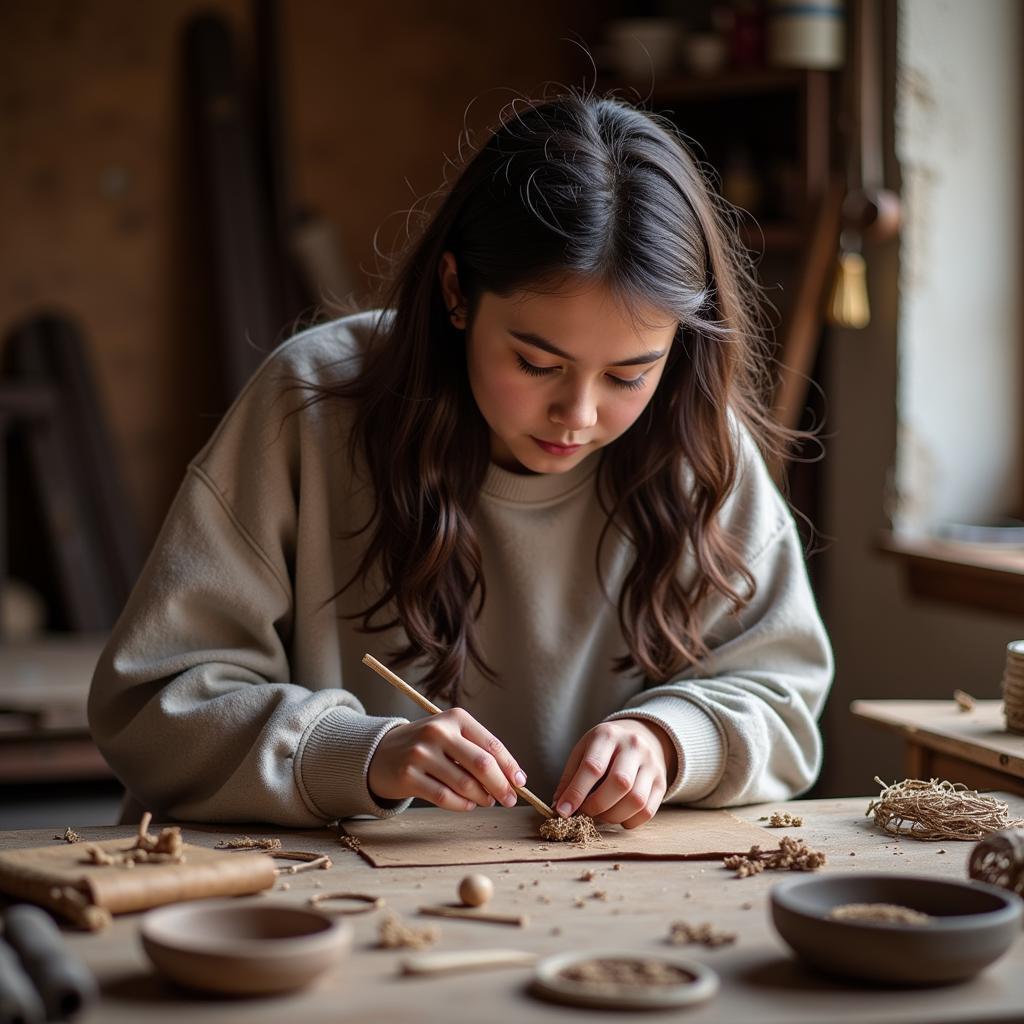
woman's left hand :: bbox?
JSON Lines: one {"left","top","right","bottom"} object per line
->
{"left": 551, "top": 719, "right": 677, "bottom": 829}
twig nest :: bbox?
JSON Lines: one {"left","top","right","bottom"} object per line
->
{"left": 458, "top": 873, "right": 494, "bottom": 907}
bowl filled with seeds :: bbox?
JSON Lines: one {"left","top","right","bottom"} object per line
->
{"left": 770, "top": 873, "right": 1022, "bottom": 985}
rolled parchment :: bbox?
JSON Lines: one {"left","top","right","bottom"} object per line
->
{"left": 0, "top": 936, "right": 45, "bottom": 1024}
{"left": 3, "top": 905, "right": 97, "bottom": 1020}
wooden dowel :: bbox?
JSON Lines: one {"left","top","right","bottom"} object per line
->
{"left": 417, "top": 905, "right": 527, "bottom": 927}
{"left": 399, "top": 948, "right": 537, "bottom": 976}
{"left": 361, "top": 653, "right": 554, "bottom": 818}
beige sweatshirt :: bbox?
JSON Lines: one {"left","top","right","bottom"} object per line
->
{"left": 88, "top": 309, "right": 833, "bottom": 826}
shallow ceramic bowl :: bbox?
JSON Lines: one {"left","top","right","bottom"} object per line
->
{"left": 531, "top": 949, "right": 718, "bottom": 1010}
{"left": 140, "top": 900, "right": 352, "bottom": 995}
{"left": 771, "top": 873, "right": 1023, "bottom": 985}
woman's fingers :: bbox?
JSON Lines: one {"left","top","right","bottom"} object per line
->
{"left": 592, "top": 765, "right": 653, "bottom": 825}
{"left": 451, "top": 710, "right": 527, "bottom": 803}
{"left": 579, "top": 752, "right": 642, "bottom": 819}
{"left": 402, "top": 766, "right": 483, "bottom": 812}
{"left": 620, "top": 774, "right": 666, "bottom": 829}
{"left": 552, "top": 729, "right": 618, "bottom": 817}
{"left": 407, "top": 742, "right": 495, "bottom": 807}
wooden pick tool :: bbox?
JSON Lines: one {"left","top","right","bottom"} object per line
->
{"left": 361, "top": 653, "right": 555, "bottom": 818}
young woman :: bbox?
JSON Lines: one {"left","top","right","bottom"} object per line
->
{"left": 89, "top": 89, "right": 833, "bottom": 828}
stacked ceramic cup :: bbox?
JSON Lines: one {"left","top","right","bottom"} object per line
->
{"left": 1002, "top": 641, "right": 1024, "bottom": 734}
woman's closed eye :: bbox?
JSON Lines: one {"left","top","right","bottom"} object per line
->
{"left": 514, "top": 353, "right": 648, "bottom": 392}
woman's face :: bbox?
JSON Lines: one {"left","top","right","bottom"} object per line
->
{"left": 439, "top": 253, "right": 678, "bottom": 475}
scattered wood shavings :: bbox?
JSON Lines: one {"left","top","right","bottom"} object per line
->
{"left": 759, "top": 812, "right": 804, "bottom": 828}
{"left": 573, "top": 897, "right": 586, "bottom": 908}
{"left": 668, "top": 920, "right": 737, "bottom": 947}
{"left": 828, "top": 903, "right": 933, "bottom": 925}
{"left": 55, "top": 827, "right": 81, "bottom": 843}
{"left": 590, "top": 889, "right": 608, "bottom": 901}
{"left": 953, "top": 689, "right": 976, "bottom": 712}
{"left": 215, "top": 835, "right": 282, "bottom": 851}
{"left": 278, "top": 882, "right": 290, "bottom": 891}
{"left": 578, "top": 869, "right": 596, "bottom": 882}
{"left": 378, "top": 913, "right": 439, "bottom": 950}
{"left": 723, "top": 836, "right": 826, "bottom": 878}
{"left": 612, "top": 863, "right": 621, "bottom": 871}
{"left": 539, "top": 814, "right": 600, "bottom": 844}
{"left": 337, "top": 833, "right": 362, "bottom": 852}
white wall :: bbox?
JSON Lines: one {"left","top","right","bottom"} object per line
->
{"left": 816, "top": 0, "right": 1023, "bottom": 798}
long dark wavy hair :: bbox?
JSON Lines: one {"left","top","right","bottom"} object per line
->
{"left": 296, "top": 88, "right": 801, "bottom": 702}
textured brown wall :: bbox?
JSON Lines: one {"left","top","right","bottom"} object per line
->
{"left": 0, "top": 2, "right": 600, "bottom": 544}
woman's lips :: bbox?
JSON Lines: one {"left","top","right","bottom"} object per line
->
{"left": 532, "top": 436, "right": 583, "bottom": 456}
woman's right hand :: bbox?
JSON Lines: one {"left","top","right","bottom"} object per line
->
{"left": 367, "top": 707, "right": 527, "bottom": 812}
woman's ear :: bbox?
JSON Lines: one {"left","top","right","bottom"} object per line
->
{"left": 438, "top": 251, "right": 468, "bottom": 328}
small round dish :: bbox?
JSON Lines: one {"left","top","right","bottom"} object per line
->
{"left": 140, "top": 900, "right": 353, "bottom": 995}
{"left": 531, "top": 949, "right": 719, "bottom": 1010}
{"left": 771, "top": 873, "right": 1023, "bottom": 986}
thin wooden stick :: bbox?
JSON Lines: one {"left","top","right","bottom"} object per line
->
{"left": 417, "top": 905, "right": 527, "bottom": 927}
{"left": 399, "top": 949, "right": 537, "bottom": 976}
{"left": 361, "top": 653, "right": 554, "bottom": 818}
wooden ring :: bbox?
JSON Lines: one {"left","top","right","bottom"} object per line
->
{"left": 307, "top": 891, "right": 385, "bottom": 915}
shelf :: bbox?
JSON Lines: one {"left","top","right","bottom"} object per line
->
{"left": 598, "top": 66, "right": 816, "bottom": 103}
{"left": 878, "top": 530, "right": 1024, "bottom": 618}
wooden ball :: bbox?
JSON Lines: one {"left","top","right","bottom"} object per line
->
{"left": 458, "top": 873, "right": 494, "bottom": 907}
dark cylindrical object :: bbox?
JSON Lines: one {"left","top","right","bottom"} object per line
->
{"left": 3, "top": 906, "right": 97, "bottom": 1021}
{"left": 0, "top": 937, "right": 45, "bottom": 1024}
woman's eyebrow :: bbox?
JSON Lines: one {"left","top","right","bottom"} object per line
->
{"left": 509, "top": 330, "right": 665, "bottom": 367}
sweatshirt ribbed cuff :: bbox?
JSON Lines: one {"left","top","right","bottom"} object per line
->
{"left": 295, "top": 707, "right": 412, "bottom": 820}
{"left": 605, "top": 696, "right": 725, "bottom": 803}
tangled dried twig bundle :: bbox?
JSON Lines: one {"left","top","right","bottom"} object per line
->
{"left": 867, "top": 777, "right": 1024, "bottom": 842}
{"left": 723, "top": 836, "right": 826, "bottom": 878}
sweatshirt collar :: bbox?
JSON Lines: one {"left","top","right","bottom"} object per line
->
{"left": 480, "top": 451, "right": 599, "bottom": 503}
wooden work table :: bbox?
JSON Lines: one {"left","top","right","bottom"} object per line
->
{"left": 2, "top": 795, "right": 1023, "bottom": 1024}
{"left": 851, "top": 700, "right": 1024, "bottom": 797}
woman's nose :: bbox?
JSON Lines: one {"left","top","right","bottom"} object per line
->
{"left": 549, "top": 384, "right": 598, "bottom": 432}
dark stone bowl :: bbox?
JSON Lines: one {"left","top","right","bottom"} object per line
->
{"left": 770, "top": 872, "right": 1023, "bottom": 986}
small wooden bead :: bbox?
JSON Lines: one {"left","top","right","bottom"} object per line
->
{"left": 457, "top": 873, "right": 494, "bottom": 907}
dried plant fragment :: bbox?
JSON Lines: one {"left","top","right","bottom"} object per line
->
{"left": 668, "top": 920, "right": 737, "bottom": 947}
{"left": 215, "top": 835, "right": 282, "bottom": 851}
{"left": 723, "top": 836, "right": 826, "bottom": 878}
{"left": 759, "top": 811, "right": 803, "bottom": 828}
{"left": 378, "top": 913, "right": 439, "bottom": 950}
{"left": 83, "top": 812, "right": 185, "bottom": 868}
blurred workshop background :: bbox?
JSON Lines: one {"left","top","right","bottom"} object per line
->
{"left": 1, "top": 0, "right": 1021, "bottom": 827}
